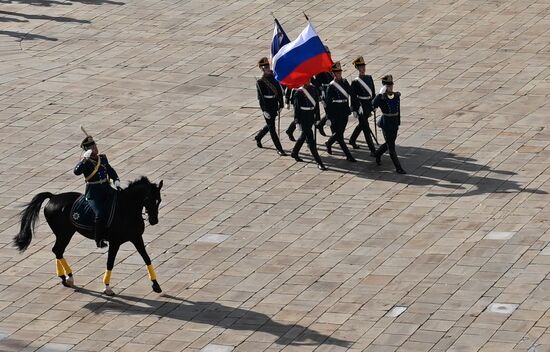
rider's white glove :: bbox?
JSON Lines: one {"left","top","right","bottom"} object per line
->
{"left": 114, "top": 180, "right": 121, "bottom": 190}
{"left": 83, "top": 149, "right": 92, "bottom": 159}
{"left": 379, "top": 85, "right": 387, "bottom": 94}
{"left": 263, "top": 111, "right": 271, "bottom": 119}
{"left": 352, "top": 111, "right": 359, "bottom": 119}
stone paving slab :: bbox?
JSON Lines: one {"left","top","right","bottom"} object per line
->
{"left": 0, "top": 0, "right": 550, "bottom": 351}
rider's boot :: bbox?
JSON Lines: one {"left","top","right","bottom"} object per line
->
{"left": 95, "top": 223, "right": 108, "bottom": 248}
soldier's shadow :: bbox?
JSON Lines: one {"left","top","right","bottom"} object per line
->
{"left": 315, "top": 143, "right": 547, "bottom": 197}
{"left": 78, "top": 288, "right": 352, "bottom": 347}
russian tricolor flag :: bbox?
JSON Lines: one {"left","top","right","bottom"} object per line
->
{"left": 272, "top": 22, "right": 333, "bottom": 89}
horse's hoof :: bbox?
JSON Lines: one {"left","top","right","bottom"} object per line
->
{"left": 152, "top": 280, "right": 162, "bottom": 293}
{"left": 103, "top": 286, "right": 115, "bottom": 296}
{"left": 61, "top": 280, "right": 71, "bottom": 288}
{"left": 65, "top": 276, "right": 75, "bottom": 287}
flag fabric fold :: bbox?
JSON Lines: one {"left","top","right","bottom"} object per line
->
{"left": 271, "top": 19, "right": 291, "bottom": 59}
{"left": 272, "top": 22, "right": 333, "bottom": 88}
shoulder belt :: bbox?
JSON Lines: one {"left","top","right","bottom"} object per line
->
{"left": 354, "top": 77, "right": 373, "bottom": 97}
{"left": 84, "top": 155, "right": 102, "bottom": 182}
{"left": 330, "top": 80, "right": 349, "bottom": 99}
{"left": 299, "top": 87, "right": 316, "bottom": 106}
{"left": 261, "top": 78, "right": 279, "bottom": 97}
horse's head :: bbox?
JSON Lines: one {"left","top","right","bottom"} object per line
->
{"left": 126, "top": 177, "right": 163, "bottom": 226}
{"left": 144, "top": 180, "right": 163, "bottom": 225}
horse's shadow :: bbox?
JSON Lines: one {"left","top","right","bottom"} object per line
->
{"left": 78, "top": 288, "right": 352, "bottom": 347}
{"left": 315, "top": 143, "right": 547, "bottom": 197}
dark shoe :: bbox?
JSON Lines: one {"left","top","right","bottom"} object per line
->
{"left": 350, "top": 142, "right": 360, "bottom": 149}
{"left": 375, "top": 154, "right": 381, "bottom": 165}
{"left": 286, "top": 131, "right": 296, "bottom": 142}
{"left": 317, "top": 164, "right": 327, "bottom": 170}
{"left": 325, "top": 142, "right": 332, "bottom": 155}
{"left": 291, "top": 153, "right": 303, "bottom": 162}
{"left": 396, "top": 168, "right": 407, "bottom": 174}
{"left": 277, "top": 150, "right": 287, "bottom": 156}
{"left": 96, "top": 240, "right": 108, "bottom": 248}
{"left": 316, "top": 123, "right": 327, "bottom": 137}
{"left": 346, "top": 156, "right": 357, "bottom": 162}
{"left": 255, "top": 137, "right": 262, "bottom": 148}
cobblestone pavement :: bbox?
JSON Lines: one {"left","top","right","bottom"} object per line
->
{"left": 1, "top": 0, "right": 550, "bottom": 351}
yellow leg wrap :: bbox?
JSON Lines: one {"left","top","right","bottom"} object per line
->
{"left": 103, "top": 270, "right": 112, "bottom": 285}
{"left": 59, "top": 258, "right": 72, "bottom": 276}
{"left": 56, "top": 260, "right": 64, "bottom": 277}
{"left": 146, "top": 264, "right": 157, "bottom": 281}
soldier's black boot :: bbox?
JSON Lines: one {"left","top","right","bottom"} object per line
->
{"left": 316, "top": 117, "right": 327, "bottom": 137}
{"left": 254, "top": 135, "right": 263, "bottom": 148}
{"left": 390, "top": 152, "right": 406, "bottom": 174}
{"left": 310, "top": 146, "right": 326, "bottom": 170}
{"left": 94, "top": 223, "right": 108, "bottom": 248}
{"left": 349, "top": 125, "right": 361, "bottom": 149}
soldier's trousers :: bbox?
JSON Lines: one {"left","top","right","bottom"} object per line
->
{"left": 85, "top": 184, "right": 112, "bottom": 240}
{"left": 286, "top": 120, "right": 296, "bottom": 135}
{"left": 256, "top": 111, "right": 284, "bottom": 152}
{"left": 292, "top": 122, "right": 323, "bottom": 165}
{"left": 349, "top": 114, "right": 376, "bottom": 153}
{"left": 326, "top": 116, "right": 354, "bottom": 159}
{"left": 375, "top": 127, "right": 403, "bottom": 170}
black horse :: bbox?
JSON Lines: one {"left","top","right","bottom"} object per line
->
{"left": 13, "top": 176, "right": 163, "bottom": 296}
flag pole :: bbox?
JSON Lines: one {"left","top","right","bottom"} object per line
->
{"left": 303, "top": 12, "right": 309, "bottom": 21}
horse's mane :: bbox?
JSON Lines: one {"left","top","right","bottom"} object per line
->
{"left": 126, "top": 176, "right": 152, "bottom": 189}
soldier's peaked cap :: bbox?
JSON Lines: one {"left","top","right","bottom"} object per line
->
{"left": 258, "top": 57, "right": 270, "bottom": 67}
{"left": 80, "top": 136, "right": 95, "bottom": 150}
{"left": 353, "top": 56, "right": 366, "bottom": 67}
{"left": 381, "top": 74, "right": 394, "bottom": 85}
{"left": 331, "top": 61, "right": 343, "bottom": 72}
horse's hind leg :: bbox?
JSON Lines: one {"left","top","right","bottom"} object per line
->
{"left": 52, "top": 233, "right": 75, "bottom": 287}
{"left": 132, "top": 237, "right": 162, "bottom": 293}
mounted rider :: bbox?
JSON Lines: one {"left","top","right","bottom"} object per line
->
{"left": 74, "top": 132, "right": 121, "bottom": 248}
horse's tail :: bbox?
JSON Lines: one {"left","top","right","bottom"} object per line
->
{"left": 13, "top": 192, "right": 53, "bottom": 252}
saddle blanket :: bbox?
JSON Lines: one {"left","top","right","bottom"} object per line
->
{"left": 70, "top": 193, "right": 117, "bottom": 231}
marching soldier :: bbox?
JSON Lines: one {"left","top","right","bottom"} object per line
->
{"left": 284, "top": 86, "right": 297, "bottom": 141}
{"left": 349, "top": 56, "right": 377, "bottom": 155}
{"left": 74, "top": 134, "right": 121, "bottom": 248}
{"left": 291, "top": 78, "right": 327, "bottom": 170}
{"left": 373, "top": 74, "right": 406, "bottom": 174}
{"left": 254, "top": 57, "right": 286, "bottom": 156}
{"left": 313, "top": 46, "right": 334, "bottom": 137}
{"left": 324, "top": 62, "right": 356, "bottom": 162}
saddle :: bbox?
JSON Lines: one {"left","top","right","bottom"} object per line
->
{"left": 70, "top": 193, "right": 118, "bottom": 232}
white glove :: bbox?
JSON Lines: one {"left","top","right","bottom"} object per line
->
{"left": 326, "top": 119, "right": 332, "bottom": 127}
{"left": 83, "top": 149, "right": 92, "bottom": 159}
{"left": 285, "top": 103, "right": 290, "bottom": 110}
{"left": 278, "top": 108, "right": 282, "bottom": 114}
{"left": 358, "top": 106, "right": 363, "bottom": 115}
{"left": 296, "top": 123, "right": 301, "bottom": 132}
{"left": 352, "top": 111, "right": 359, "bottom": 119}
{"left": 263, "top": 111, "right": 271, "bottom": 119}
{"left": 379, "top": 85, "right": 387, "bottom": 94}
{"left": 322, "top": 101, "right": 327, "bottom": 109}
{"left": 114, "top": 180, "right": 121, "bottom": 190}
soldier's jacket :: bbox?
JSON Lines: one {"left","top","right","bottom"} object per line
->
{"left": 372, "top": 92, "right": 401, "bottom": 130}
{"left": 74, "top": 154, "right": 119, "bottom": 184}
{"left": 312, "top": 71, "right": 333, "bottom": 101}
{"left": 326, "top": 79, "right": 356, "bottom": 119}
{"left": 351, "top": 75, "right": 376, "bottom": 115}
{"left": 292, "top": 85, "right": 321, "bottom": 125}
{"left": 257, "top": 73, "right": 284, "bottom": 112}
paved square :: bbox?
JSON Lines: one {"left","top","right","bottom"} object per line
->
{"left": 1, "top": 0, "right": 550, "bottom": 351}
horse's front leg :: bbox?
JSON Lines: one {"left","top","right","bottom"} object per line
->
{"left": 103, "top": 242, "right": 120, "bottom": 296}
{"left": 132, "top": 238, "right": 161, "bottom": 293}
